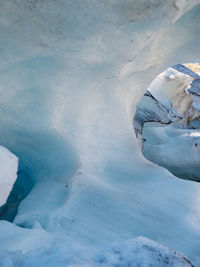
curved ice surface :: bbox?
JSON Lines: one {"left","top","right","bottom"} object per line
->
{"left": 0, "top": 129, "right": 78, "bottom": 222}
{"left": 0, "top": 0, "right": 200, "bottom": 266}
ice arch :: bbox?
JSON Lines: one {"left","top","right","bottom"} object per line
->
{"left": 0, "top": 1, "right": 200, "bottom": 266}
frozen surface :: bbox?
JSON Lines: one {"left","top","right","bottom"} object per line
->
{"left": 0, "top": 236, "right": 193, "bottom": 267}
{"left": 143, "top": 123, "right": 200, "bottom": 181}
{"left": 0, "top": 0, "right": 200, "bottom": 266}
{"left": 0, "top": 146, "right": 18, "bottom": 207}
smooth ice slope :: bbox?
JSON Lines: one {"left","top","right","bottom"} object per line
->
{"left": 0, "top": 146, "right": 18, "bottom": 207}
{"left": 0, "top": 0, "right": 200, "bottom": 266}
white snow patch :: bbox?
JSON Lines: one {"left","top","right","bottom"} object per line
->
{"left": 0, "top": 146, "right": 18, "bottom": 207}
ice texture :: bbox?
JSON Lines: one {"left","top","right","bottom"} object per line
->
{"left": 0, "top": 236, "right": 194, "bottom": 267}
{"left": 0, "top": 146, "right": 18, "bottom": 207}
{"left": 0, "top": 0, "right": 200, "bottom": 266}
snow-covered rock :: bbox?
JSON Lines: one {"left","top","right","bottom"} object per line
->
{"left": 0, "top": 146, "right": 18, "bottom": 207}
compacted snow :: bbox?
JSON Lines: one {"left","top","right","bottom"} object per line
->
{"left": 0, "top": 236, "right": 194, "bottom": 267}
{"left": 0, "top": 0, "right": 200, "bottom": 266}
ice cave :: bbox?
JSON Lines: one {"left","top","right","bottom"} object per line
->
{"left": 0, "top": 1, "right": 200, "bottom": 266}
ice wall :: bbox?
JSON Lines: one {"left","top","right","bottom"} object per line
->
{"left": 0, "top": 0, "right": 200, "bottom": 266}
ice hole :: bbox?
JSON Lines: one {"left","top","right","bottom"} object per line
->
{"left": 134, "top": 62, "right": 200, "bottom": 182}
{"left": 0, "top": 128, "right": 78, "bottom": 223}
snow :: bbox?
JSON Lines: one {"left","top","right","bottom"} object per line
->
{"left": 0, "top": 146, "right": 18, "bottom": 207}
{"left": 0, "top": 0, "right": 200, "bottom": 266}
{"left": 0, "top": 236, "right": 193, "bottom": 267}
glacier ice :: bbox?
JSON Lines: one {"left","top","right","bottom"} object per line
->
{"left": 0, "top": 0, "right": 200, "bottom": 266}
